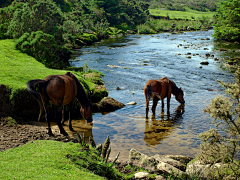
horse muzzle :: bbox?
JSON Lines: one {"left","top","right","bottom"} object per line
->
{"left": 87, "top": 118, "right": 93, "bottom": 123}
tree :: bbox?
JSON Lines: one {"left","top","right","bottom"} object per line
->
{"left": 213, "top": 0, "right": 240, "bottom": 42}
{"left": 199, "top": 65, "right": 240, "bottom": 178}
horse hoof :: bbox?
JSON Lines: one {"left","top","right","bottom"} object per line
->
{"left": 69, "top": 128, "right": 75, "bottom": 132}
{"left": 62, "top": 132, "right": 68, "bottom": 136}
{"left": 48, "top": 132, "right": 54, "bottom": 136}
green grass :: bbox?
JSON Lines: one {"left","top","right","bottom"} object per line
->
{"left": 149, "top": 8, "right": 216, "bottom": 20}
{"left": 0, "top": 39, "right": 96, "bottom": 92}
{"left": 0, "top": 140, "right": 105, "bottom": 180}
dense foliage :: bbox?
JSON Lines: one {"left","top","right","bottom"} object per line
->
{"left": 213, "top": 0, "right": 240, "bottom": 42}
{"left": 0, "top": 0, "right": 150, "bottom": 68}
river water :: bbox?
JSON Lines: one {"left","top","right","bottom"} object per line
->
{"left": 66, "top": 30, "right": 239, "bottom": 160}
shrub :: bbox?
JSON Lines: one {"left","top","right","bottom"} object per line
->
{"left": 15, "top": 31, "right": 71, "bottom": 69}
{"left": 199, "top": 65, "right": 240, "bottom": 179}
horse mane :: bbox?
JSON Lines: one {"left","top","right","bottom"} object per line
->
{"left": 170, "top": 80, "right": 183, "bottom": 96}
{"left": 65, "top": 72, "right": 90, "bottom": 107}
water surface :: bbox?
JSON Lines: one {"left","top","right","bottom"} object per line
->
{"left": 65, "top": 30, "right": 239, "bottom": 160}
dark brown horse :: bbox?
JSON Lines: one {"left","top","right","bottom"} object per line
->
{"left": 144, "top": 77, "right": 185, "bottom": 118}
{"left": 27, "top": 72, "right": 93, "bottom": 136}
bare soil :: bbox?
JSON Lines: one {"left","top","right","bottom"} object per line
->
{"left": 0, "top": 116, "right": 78, "bottom": 152}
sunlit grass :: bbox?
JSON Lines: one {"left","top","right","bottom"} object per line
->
{"left": 149, "top": 8, "right": 216, "bottom": 20}
{"left": 0, "top": 140, "right": 105, "bottom": 180}
{"left": 0, "top": 39, "right": 95, "bottom": 91}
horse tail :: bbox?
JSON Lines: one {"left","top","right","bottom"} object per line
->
{"left": 146, "top": 85, "right": 152, "bottom": 101}
{"left": 27, "top": 79, "right": 46, "bottom": 121}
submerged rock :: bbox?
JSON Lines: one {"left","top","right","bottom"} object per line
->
{"left": 200, "top": 61, "right": 209, "bottom": 65}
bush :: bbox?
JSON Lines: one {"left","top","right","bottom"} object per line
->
{"left": 15, "top": 31, "right": 71, "bottom": 69}
{"left": 199, "top": 65, "right": 240, "bottom": 179}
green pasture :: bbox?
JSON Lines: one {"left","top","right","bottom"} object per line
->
{"left": 149, "top": 8, "right": 216, "bottom": 20}
{"left": 0, "top": 140, "right": 105, "bottom": 180}
{"left": 0, "top": 39, "right": 95, "bottom": 92}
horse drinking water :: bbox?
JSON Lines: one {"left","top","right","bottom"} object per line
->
{"left": 144, "top": 77, "right": 185, "bottom": 118}
{"left": 27, "top": 72, "right": 93, "bottom": 136}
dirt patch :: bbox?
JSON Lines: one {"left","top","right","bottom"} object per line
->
{"left": 0, "top": 116, "right": 77, "bottom": 152}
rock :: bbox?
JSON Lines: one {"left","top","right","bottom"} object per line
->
{"left": 107, "top": 65, "right": 118, "bottom": 68}
{"left": 220, "top": 48, "right": 227, "bottom": 51}
{"left": 152, "top": 154, "right": 192, "bottom": 171}
{"left": 116, "top": 87, "right": 121, "bottom": 90}
{"left": 129, "top": 148, "right": 158, "bottom": 171}
{"left": 134, "top": 172, "right": 149, "bottom": 179}
{"left": 186, "top": 160, "right": 213, "bottom": 178}
{"left": 200, "top": 61, "right": 209, "bottom": 65}
{"left": 186, "top": 56, "right": 191, "bottom": 59}
{"left": 155, "top": 175, "right": 166, "bottom": 180}
{"left": 91, "top": 85, "right": 108, "bottom": 103}
{"left": 157, "top": 162, "right": 185, "bottom": 176}
{"left": 93, "top": 97, "right": 125, "bottom": 112}
{"left": 205, "top": 53, "right": 210, "bottom": 57}
{"left": 127, "top": 101, "right": 137, "bottom": 105}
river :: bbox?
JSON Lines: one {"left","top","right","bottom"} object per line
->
{"left": 65, "top": 30, "right": 239, "bottom": 161}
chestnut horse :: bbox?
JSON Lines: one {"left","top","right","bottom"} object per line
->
{"left": 144, "top": 77, "right": 185, "bottom": 118}
{"left": 27, "top": 72, "right": 93, "bottom": 136}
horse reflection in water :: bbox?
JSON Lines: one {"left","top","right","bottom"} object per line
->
{"left": 144, "top": 105, "right": 185, "bottom": 146}
{"left": 144, "top": 77, "right": 185, "bottom": 118}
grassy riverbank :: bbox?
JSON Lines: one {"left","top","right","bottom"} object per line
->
{"left": 0, "top": 39, "right": 95, "bottom": 91}
{"left": 0, "top": 39, "right": 108, "bottom": 118}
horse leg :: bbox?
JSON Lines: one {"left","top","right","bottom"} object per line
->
{"left": 55, "top": 105, "right": 68, "bottom": 136}
{"left": 161, "top": 99, "right": 164, "bottom": 112}
{"left": 43, "top": 103, "right": 53, "bottom": 136}
{"left": 68, "top": 101, "right": 75, "bottom": 132}
{"left": 61, "top": 105, "right": 65, "bottom": 125}
{"left": 146, "top": 100, "right": 149, "bottom": 118}
{"left": 167, "top": 96, "right": 171, "bottom": 114}
{"left": 151, "top": 99, "right": 159, "bottom": 116}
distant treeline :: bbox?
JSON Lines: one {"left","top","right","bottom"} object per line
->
{"left": 135, "top": 0, "right": 223, "bottom": 12}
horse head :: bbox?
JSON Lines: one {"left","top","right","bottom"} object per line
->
{"left": 175, "top": 88, "right": 185, "bottom": 105}
{"left": 80, "top": 102, "right": 93, "bottom": 123}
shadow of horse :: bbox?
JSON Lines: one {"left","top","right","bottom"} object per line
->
{"left": 27, "top": 72, "right": 93, "bottom": 136}
{"left": 144, "top": 105, "right": 185, "bottom": 146}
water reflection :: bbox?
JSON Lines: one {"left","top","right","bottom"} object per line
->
{"left": 144, "top": 105, "right": 184, "bottom": 146}
{"left": 51, "top": 119, "right": 94, "bottom": 143}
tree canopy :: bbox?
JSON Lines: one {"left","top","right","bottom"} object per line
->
{"left": 213, "top": 0, "right": 240, "bottom": 42}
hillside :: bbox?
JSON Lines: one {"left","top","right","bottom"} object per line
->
{"left": 135, "top": 0, "right": 223, "bottom": 12}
